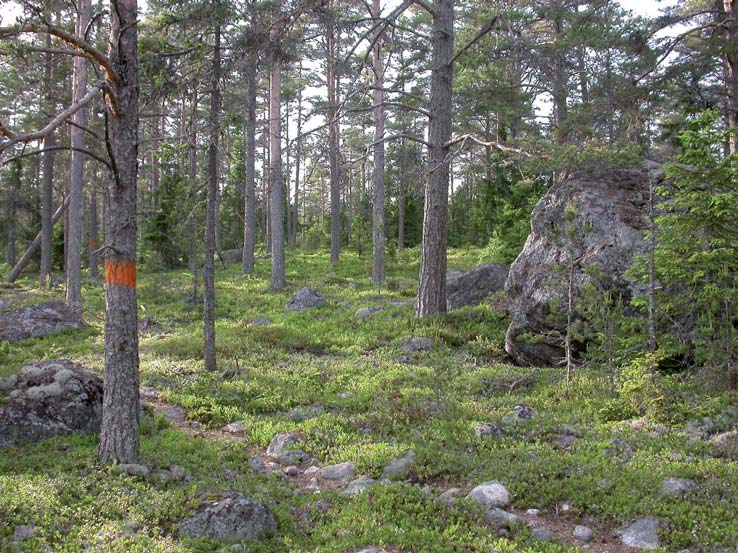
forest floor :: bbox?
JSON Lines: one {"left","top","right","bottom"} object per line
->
{"left": 1, "top": 249, "right": 737, "bottom": 552}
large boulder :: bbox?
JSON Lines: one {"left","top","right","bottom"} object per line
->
{"left": 0, "top": 360, "right": 103, "bottom": 447}
{"left": 446, "top": 262, "right": 508, "bottom": 311}
{"left": 219, "top": 249, "right": 243, "bottom": 266}
{"left": 0, "top": 301, "right": 84, "bottom": 343}
{"left": 178, "top": 492, "right": 277, "bottom": 540}
{"left": 286, "top": 287, "right": 326, "bottom": 312}
{"left": 505, "top": 168, "right": 649, "bottom": 366}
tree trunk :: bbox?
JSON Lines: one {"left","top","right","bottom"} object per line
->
{"left": 417, "top": 0, "right": 454, "bottom": 318}
{"left": 724, "top": 0, "right": 738, "bottom": 154}
{"left": 188, "top": 91, "right": 199, "bottom": 302}
{"left": 371, "top": 0, "right": 385, "bottom": 285}
{"left": 327, "top": 0, "right": 341, "bottom": 263}
{"left": 242, "top": 56, "right": 257, "bottom": 274}
{"left": 88, "top": 189, "right": 99, "bottom": 278}
{"left": 203, "top": 24, "right": 221, "bottom": 373}
{"left": 40, "top": 33, "right": 55, "bottom": 290}
{"left": 66, "top": 0, "right": 91, "bottom": 312}
{"left": 5, "top": 159, "right": 20, "bottom": 266}
{"left": 98, "top": 0, "right": 140, "bottom": 464}
{"left": 398, "top": 168, "right": 405, "bottom": 251}
{"left": 290, "top": 62, "right": 303, "bottom": 249}
{"left": 270, "top": 44, "right": 286, "bottom": 290}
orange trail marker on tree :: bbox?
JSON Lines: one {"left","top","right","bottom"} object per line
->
{"left": 105, "top": 260, "right": 136, "bottom": 288}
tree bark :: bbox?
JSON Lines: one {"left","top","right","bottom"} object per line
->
{"left": 188, "top": 91, "right": 199, "bottom": 302}
{"left": 40, "top": 32, "right": 55, "bottom": 289}
{"left": 98, "top": 0, "right": 140, "bottom": 464}
{"left": 327, "top": 0, "right": 341, "bottom": 263}
{"left": 270, "top": 42, "right": 286, "bottom": 290}
{"left": 371, "top": 0, "right": 385, "bottom": 285}
{"left": 724, "top": 0, "right": 738, "bottom": 154}
{"left": 203, "top": 24, "right": 221, "bottom": 373}
{"left": 66, "top": 0, "right": 91, "bottom": 312}
{"left": 241, "top": 56, "right": 257, "bottom": 274}
{"left": 417, "top": 0, "right": 454, "bottom": 318}
{"left": 88, "top": 189, "right": 98, "bottom": 279}
{"left": 5, "top": 159, "right": 20, "bottom": 266}
{"left": 290, "top": 62, "right": 303, "bottom": 249}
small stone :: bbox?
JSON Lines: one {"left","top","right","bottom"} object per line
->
{"left": 0, "top": 374, "right": 18, "bottom": 392}
{"left": 525, "top": 509, "right": 539, "bottom": 516}
{"left": 619, "top": 517, "right": 660, "bottom": 550}
{"left": 318, "top": 462, "right": 355, "bottom": 484}
{"left": 355, "top": 548, "right": 388, "bottom": 553}
{"left": 122, "top": 519, "right": 139, "bottom": 537}
{"left": 266, "top": 432, "right": 301, "bottom": 458}
{"left": 118, "top": 463, "right": 151, "bottom": 478}
{"left": 344, "top": 475, "right": 377, "bottom": 495}
{"left": 573, "top": 525, "right": 593, "bottom": 543}
{"left": 467, "top": 481, "right": 511, "bottom": 508}
{"left": 553, "top": 434, "right": 578, "bottom": 449}
{"left": 13, "top": 525, "right": 38, "bottom": 542}
{"left": 560, "top": 502, "right": 572, "bottom": 512}
{"left": 304, "top": 465, "right": 320, "bottom": 475}
{"left": 337, "top": 391, "right": 355, "bottom": 399}
{"left": 139, "top": 386, "right": 161, "bottom": 400}
{"left": 154, "top": 405, "right": 186, "bottom": 423}
{"left": 484, "top": 508, "right": 519, "bottom": 529}
{"left": 169, "top": 465, "right": 187, "bottom": 481}
{"left": 401, "top": 337, "right": 433, "bottom": 352}
{"left": 355, "top": 306, "right": 383, "bottom": 317}
{"left": 531, "top": 527, "right": 555, "bottom": 542}
{"left": 286, "top": 287, "right": 326, "bottom": 312}
{"left": 283, "top": 465, "right": 299, "bottom": 477}
{"left": 248, "top": 457, "right": 266, "bottom": 472}
{"left": 439, "top": 488, "right": 461, "bottom": 505}
{"left": 223, "top": 421, "right": 246, "bottom": 433}
{"left": 475, "top": 422, "right": 509, "bottom": 439}
{"left": 250, "top": 317, "right": 273, "bottom": 326}
{"left": 277, "top": 450, "right": 307, "bottom": 466}
{"left": 661, "top": 477, "right": 697, "bottom": 498}
{"left": 501, "top": 405, "right": 535, "bottom": 424}
{"left": 380, "top": 450, "right": 416, "bottom": 481}
{"left": 304, "top": 477, "right": 320, "bottom": 491}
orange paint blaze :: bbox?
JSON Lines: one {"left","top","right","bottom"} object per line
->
{"left": 88, "top": 241, "right": 98, "bottom": 247}
{"left": 105, "top": 260, "right": 136, "bottom": 288}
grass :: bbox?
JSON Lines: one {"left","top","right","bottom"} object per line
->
{"left": 1, "top": 247, "right": 737, "bottom": 551}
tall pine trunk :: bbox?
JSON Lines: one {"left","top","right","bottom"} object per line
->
{"left": 241, "top": 56, "right": 257, "bottom": 274}
{"left": 40, "top": 33, "right": 55, "bottom": 289}
{"left": 327, "top": 0, "right": 341, "bottom": 263}
{"left": 203, "top": 24, "right": 221, "bottom": 373}
{"left": 98, "top": 0, "right": 140, "bottom": 464}
{"left": 417, "top": 0, "right": 454, "bottom": 318}
{"left": 371, "top": 0, "right": 385, "bottom": 285}
{"left": 5, "top": 159, "right": 19, "bottom": 266}
{"left": 270, "top": 43, "right": 286, "bottom": 290}
{"left": 88, "top": 189, "right": 98, "bottom": 278}
{"left": 724, "top": 0, "right": 738, "bottom": 154}
{"left": 66, "top": 0, "right": 91, "bottom": 312}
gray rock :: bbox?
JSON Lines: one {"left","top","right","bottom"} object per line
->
{"left": 475, "top": 422, "right": 509, "bottom": 439}
{"left": 245, "top": 317, "right": 273, "bottom": 327}
{"left": 446, "top": 262, "right": 509, "bottom": 311}
{"left": 553, "top": 434, "right": 578, "bottom": 449}
{"left": 661, "top": 477, "right": 697, "bottom": 497}
{"left": 266, "top": 432, "right": 301, "bottom": 458}
{"left": 277, "top": 450, "right": 307, "bottom": 466}
{"left": 355, "top": 306, "right": 383, "bottom": 317}
{"left": 248, "top": 457, "right": 267, "bottom": 472}
{"left": 401, "top": 337, "right": 433, "bottom": 352}
{"left": 223, "top": 421, "right": 246, "bottom": 434}
{"left": 484, "top": 508, "right": 520, "bottom": 528}
{"left": 0, "top": 360, "right": 103, "bottom": 447}
{"left": 573, "top": 525, "right": 593, "bottom": 543}
{"left": 501, "top": 405, "right": 535, "bottom": 424}
{"left": 154, "top": 405, "right": 186, "bottom": 423}
{"left": 139, "top": 386, "right": 161, "bottom": 401}
{"left": 531, "top": 527, "right": 555, "bottom": 542}
{"left": 0, "top": 298, "right": 12, "bottom": 310}
{"left": 467, "top": 481, "right": 511, "bottom": 508}
{"left": 179, "top": 492, "right": 277, "bottom": 540}
{"left": 619, "top": 517, "right": 660, "bottom": 550}
{"left": 505, "top": 168, "right": 651, "bottom": 366}
{"left": 380, "top": 450, "right": 416, "bottom": 481}
{"left": 354, "top": 548, "right": 388, "bottom": 553}
{"left": 118, "top": 464, "right": 151, "bottom": 479}
{"left": 286, "top": 287, "right": 326, "bottom": 312}
{"left": 318, "top": 461, "right": 355, "bottom": 484}
{"left": 0, "top": 301, "right": 84, "bottom": 343}
{"left": 344, "top": 475, "right": 378, "bottom": 495}
{"left": 439, "top": 488, "right": 462, "bottom": 505}
{"left": 525, "top": 508, "right": 540, "bottom": 516}
{"left": 13, "top": 525, "right": 38, "bottom": 542}
{"left": 283, "top": 465, "right": 299, "bottom": 477}
{"left": 219, "top": 249, "right": 243, "bottom": 265}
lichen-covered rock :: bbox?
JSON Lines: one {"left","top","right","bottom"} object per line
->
{"left": 179, "top": 492, "right": 277, "bottom": 540}
{"left": 401, "top": 337, "right": 433, "bottom": 352}
{"left": 318, "top": 461, "right": 355, "bottom": 484}
{"left": 0, "top": 301, "right": 84, "bottom": 343}
{"left": 380, "top": 450, "right": 416, "bottom": 481}
{"left": 467, "top": 481, "right": 511, "bottom": 508}
{"left": 286, "top": 287, "right": 326, "bottom": 312}
{"left": 0, "top": 360, "right": 102, "bottom": 447}
{"left": 446, "top": 262, "right": 508, "bottom": 311}
{"left": 266, "top": 432, "right": 301, "bottom": 458}
{"left": 505, "top": 168, "right": 650, "bottom": 366}
{"left": 619, "top": 517, "right": 660, "bottom": 550}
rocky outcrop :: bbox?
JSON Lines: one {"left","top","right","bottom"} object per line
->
{"left": 0, "top": 301, "right": 84, "bottom": 343}
{"left": 0, "top": 360, "right": 103, "bottom": 447}
{"left": 505, "top": 168, "right": 649, "bottom": 366}
{"left": 446, "top": 262, "right": 508, "bottom": 311}
{"left": 219, "top": 249, "right": 243, "bottom": 266}
{"left": 178, "top": 492, "right": 277, "bottom": 540}
{"left": 286, "top": 287, "right": 326, "bottom": 312}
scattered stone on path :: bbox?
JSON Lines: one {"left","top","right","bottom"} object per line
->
{"left": 619, "top": 517, "right": 660, "bottom": 550}
{"left": 355, "top": 306, "right": 383, "bottom": 318}
{"left": 525, "top": 509, "right": 540, "bottom": 516}
{"left": 283, "top": 466, "right": 300, "bottom": 477}
{"left": 572, "top": 525, "right": 593, "bottom": 543}
{"left": 531, "top": 527, "right": 555, "bottom": 542}
{"left": 266, "top": 432, "right": 301, "bottom": 458}
{"left": 286, "top": 287, "right": 326, "bottom": 312}
{"left": 380, "top": 450, "right": 416, "bottom": 481}
{"left": 179, "top": 492, "right": 277, "bottom": 540}
{"left": 466, "top": 481, "right": 511, "bottom": 508}
{"left": 13, "top": 525, "right": 38, "bottom": 542}
{"left": 0, "top": 301, "right": 84, "bottom": 343}
{"left": 446, "top": 262, "right": 509, "bottom": 311}
{"left": 484, "top": 508, "right": 519, "bottom": 529}
{"left": 661, "top": 477, "right": 697, "bottom": 497}
{"left": 0, "top": 360, "right": 103, "bottom": 447}
{"left": 401, "top": 337, "right": 433, "bottom": 352}
{"left": 318, "top": 462, "right": 355, "bottom": 484}
{"left": 344, "top": 475, "right": 377, "bottom": 495}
